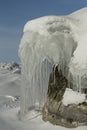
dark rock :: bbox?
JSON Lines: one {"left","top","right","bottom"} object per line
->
{"left": 47, "top": 66, "right": 68, "bottom": 102}
{"left": 42, "top": 66, "right": 87, "bottom": 128}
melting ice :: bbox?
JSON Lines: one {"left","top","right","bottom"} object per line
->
{"left": 19, "top": 7, "right": 87, "bottom": 117}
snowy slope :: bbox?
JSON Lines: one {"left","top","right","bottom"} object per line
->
{"left": 0, "top": 62, "right": 21, "bottom": 111}
{"left": 0, "top": 62, "right": 21, "bottom": 96}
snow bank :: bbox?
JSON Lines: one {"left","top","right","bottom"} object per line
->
{"left": 62, "top": 88, "right": 86, "bottom": 106}
{"left": 19, "top": 7, "right": 87, "bottom": 117}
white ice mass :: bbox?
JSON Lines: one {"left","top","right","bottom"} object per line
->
{"left": 62, "top": 88, "right": 86, "bottom": 106}
{"left": 19, "top": 7, "right": 87, "bottom": 117}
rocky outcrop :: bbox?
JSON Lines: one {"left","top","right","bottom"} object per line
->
{"left": 0, "top": 62, "right": 21, "bottom": 74}
{"left": 42, "top": 66, "right": 87, "bottom": 128}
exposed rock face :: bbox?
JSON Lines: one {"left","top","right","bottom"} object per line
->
{"left": 47, "top": 66, "right": 68, "bottom": 102}
{"left": 42, "top": 66, "right": 87, "bottom": 128}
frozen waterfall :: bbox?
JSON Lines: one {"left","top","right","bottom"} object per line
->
{"left": 19, "top": 7, "right": 87, "bottom": 118}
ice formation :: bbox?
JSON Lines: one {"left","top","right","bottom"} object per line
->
{"left": 19, "top": 7, "right": 87, "bottom": 117}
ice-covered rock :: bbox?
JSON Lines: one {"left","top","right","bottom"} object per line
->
{"left": 19, "top": 7, "right": 87, "bottom": 118}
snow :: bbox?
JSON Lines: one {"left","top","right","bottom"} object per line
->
{"left": 0, "top": 63, "right": 21, "bottom": 96}
{"left": 62, "top": 88, "right": 86, "bottom": 106}
{"left": 68, "top": 7, "right": 87, "bottom": 91}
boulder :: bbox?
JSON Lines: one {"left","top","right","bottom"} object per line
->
{"left": 42, "top": 66, "right": 87, "bottom": 128}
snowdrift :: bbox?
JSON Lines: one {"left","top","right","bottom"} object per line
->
{"left": 19, "top": 7, "right": 87, "bottom": 117}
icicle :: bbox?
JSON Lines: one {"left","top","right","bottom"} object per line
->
{"left": 53, "top": 65, "right": 56, "bottom": 84}
{"left": 67, "top": 72, "right": 71, "bottom": 88}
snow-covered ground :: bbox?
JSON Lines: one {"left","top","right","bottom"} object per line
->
{"left": 0, "top": 62, "right": 86, "bottom": 130}
{"left": 0, "top": 108, "right": 87, "bottom": 130}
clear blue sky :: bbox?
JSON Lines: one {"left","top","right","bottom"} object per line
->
{"left": 0, "top": 0, "right": 87, "bottom": 62}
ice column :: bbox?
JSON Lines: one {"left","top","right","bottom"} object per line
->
{"left": 19, "top": 16, "right": 79, "bottom": 118}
